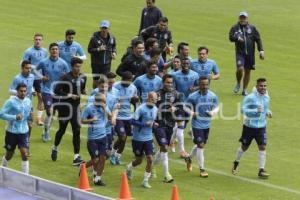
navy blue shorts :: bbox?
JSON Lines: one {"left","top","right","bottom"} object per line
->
{"left": 192, "top": 128, "right": 210, "bottom": 145}
{"left": 115, "top": 120, "right": 132, "bottom": 136}
{"left": 236, "top": 53, "right": 255, "bottom": 70}
{"left": 154, "top": 126, "right": 173, "bottom": 146}
{"left": 4, "top": 131, "right": 29, "bottom": 152}
{"left": 106, "top": 133, "right": 113, "bottom": 151}
{"left": 33, "top": 79, "right": 42, "bottom": 93}
{"left": 239, "top": 125, "right": 267, "bottom": 146}
{"left": 132, "top": 140, "right": 153, "bottom": 157}
{"left": 42, "top": 93, "right": 56, "bottom": 111}
{"left": 87, "top": 137, "right": 107, "bottom": 159}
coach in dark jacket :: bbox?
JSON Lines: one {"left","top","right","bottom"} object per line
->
{"left": 229, "top": 11, "right": 264, "bottom": 96}
{"left": 88, "top": 20, "right": 116, "bottom": 88}
{"left": 139, "top": 0, "right": 163, "bottom": 33}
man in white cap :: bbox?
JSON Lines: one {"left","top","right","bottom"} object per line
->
{"left": 88, "top": 20, "right": 117, "bottom": 88}
{"left": 229, "top": 11, "right": 264, "bottom": 96}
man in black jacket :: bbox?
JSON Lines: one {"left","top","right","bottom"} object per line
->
{"left": 116, "top": 40, "right": 146, "bottom": 79}
{"left": 88, "top": 20, "right": 117, "bottom": 88}
{"left": 140, "top": 17, "right": 173, "bottom": 62}
{"left": 139, "top": 0, "right": 163, "bottom": 33}
{"left": 51, "top": 57, "right": 87, "bottom": 166}
{"left": 229, "top": 12, "right": 264, "bottom": 96}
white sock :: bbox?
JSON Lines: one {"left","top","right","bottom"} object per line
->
{"left": 94, "top": 175, "right": 101, "bottom": 182}
{"left": 127, "top": 162, "right": 134, "bottom": 170}
{"left": 259, "top": 150, "right": 266, "bottom": 169}
{"left": 196, "top": 148, "right": 204, "bottom": 170}
{"left": 37, "top": 110, "right": 43, "bottom": 118}
{"left": 235, "top": 146, "right": 244, "bottom": 162}
{"left": 143, "top": 171, "right": 151, "bottom": 182}
{"left": 44, "top": 115, "right": 52, "bottom": 131}
{"left": 74, "top": 154, "right": 80, "bottom": 160}
{"left": 153, "top": 151, "right": 161, "bottom": 165}
{"left": 1, "top": 156, "right": 8, "bottom": 167}
{"left": 190, "top": 145, "right": 197, "bottom": 159}
{"left": 161, "top": 152, "right": 169, "bottom": 177}
{"left": 115, "top": 153, "right": 121, "bottom": 159}
{"left": 21, "top": 161, "right": 29, "bottom": 174}
{"left": 176, "top": 128, "right": 185, "bottom": 152}
{"left": 171, "top": 124, "right": 178, "bottom": 141}
{"left": 52, "top": 145, "right": 58, "bottom": 151}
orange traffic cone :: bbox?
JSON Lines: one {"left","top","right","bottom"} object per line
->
{"left": 78, "top": 163, "right": 92, "bottom": 191}
{"left": 117, "top": 173, "right": 134, "bottom": 200}
{"left": 170, "top": 185, "right": 180, "bottom": 200}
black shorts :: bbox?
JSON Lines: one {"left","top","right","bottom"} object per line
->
{"left": 91, "top": 63, "right": 111, "bottom": 80}
{"left": 239, "top": 125, "right": 267, "bottom": 146}
{"left": 87, "top": 137, "right": 107, "bottom": 159}
{"left": 236, "top": 53, "right": 255, "bottom": 70}
{"left": 132, "top": 139, "right": 153, "bottom": 157}
{"left": 154, "top": 126, "right": 173, "bottom": 146}
{"left": 33, "top": 79, "right": 42, "bottom": 93}
{"left": 115, "top": 119, "right": 132, "bottom": 136}
{"left": 192, "top": 128, "right": 210, "bottom": 145}
{"left": 4, "top": 131, "right": 29, "bottom": 152}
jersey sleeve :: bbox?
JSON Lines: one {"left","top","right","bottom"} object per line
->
{"left": 0, "top": 100, "right": 16, "bottom": 121}
{"left": 212, "top": 61, "right": 220, "bottom": 75}
{"left": 77, "top": 43, "right": 85, "bottom": 56}
{"left": 81, "top": 106, "right": 91, "bottom": 120}
{"left": 23, "top": 50, "right": 31, "bottom": 61}
{"left": 9, "top": 78, "right": 18, "bottom": 95}
{"left": 241, "top": 96, "right": 258, "bottom": 117}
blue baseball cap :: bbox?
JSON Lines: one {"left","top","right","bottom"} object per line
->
{"left": 239, "top": 11, "right": 248, "bottom": 17}
{"left": 100, "top": 20, "right": 110, "bottom": 28}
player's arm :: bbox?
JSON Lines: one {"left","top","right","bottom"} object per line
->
{"left": 31, "top": 63, "right": 46, "bottom": 80}
{"left": 87, "top": 37, "right": 99, "bottom": 53}
{"left": 253, "top": 26, "right": 264, "bottom": 59}
{"left": 131, "top": 108, "right": 150, "bottom": 127}
{"left": 241, "top": 96, "right": 260, "bottom": 117}
{"left": 81, "top": 107, "right": 97, "bottom": 124}
{"left": 210, "top": 62, "right": 220, "bottom": 80}
{"left": 206, "top": 96, "right": 220, "bottom": 117}
{"left": 9, "top": 78, "right": 18, "bottom": 96}
{"left": 0, "top": 100, "right": 18, "bottom": 121}
{"left": 116, "top": 59, "right": 129, "bottom": 77}
{"left": 229, "top": 25, "right": 241, "bottom": 42}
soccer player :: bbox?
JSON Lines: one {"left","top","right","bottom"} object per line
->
{"left": 139, "top": 0, "right": 163, "bottom": 33}
{"left": 229, "top": 11, "right": 264, "bottom": 96}
{"left": 51, "top": 57, "right": 87, "bottom": 166}
{"left": 23, "top": 33, "right": 48, "bottom": 126}
{"left": 58, "top": 29, "right": 86, "bottom": 69}
{"left": 153, "top": 74, "right": 183, "bottom": 183}
{"left": 232, "top": 78, "right": 272, "bottom": 178}
{"left": 0, "top": 83, "right": 32, "bottom": 174}
{"left": 141, "top": 17, "right": 173, "bottom": 61}
{"left": 88, "top": 20, "right": 117, "bottom": 88}
{"left": 81, "top": 93, "right": 111, "bottom": 186}
{"left": 172, "top": 58, "right": 199, "bottom": 157}
{"left": 110, "top": 71, "right": 139, "bottom": 165}
{"left": 185, "top": 76, "right": 219, "bottom": 177}
{"left": 191, "top": 46, "right": 220, "bottom": 81}
{"left": 9, "top": 60, "right": 35, "bottom": 155}
{"left": 126, "top": 92, "right": 158, "bottom": 188}
{"left": 167, "top": 55, "right": 181, "bottom": 75}
{"left": 133, "top": 61, "right": 162, "bottom": 103}
{"left": 116, "top": 40, "right": 146, "bottom": 78}
{"left": 33, "top": 43, "right": 70, "bottom": 142}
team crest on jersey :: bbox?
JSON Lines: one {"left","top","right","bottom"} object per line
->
{"left": 164, "top": 33, "right": 168, "bottom": 39}
{"left": 237, "top": 60, "right": 242, "bottom": 66}
{"left": 184, "top": 77, "right": 189, "bottom": 81}
{"left": 247, "top": 28, "right": 252, "bottom": 34}
{"left": 154, "top": 33, "right": 157, "bottom": 37}
{"left": 144, "top": 12, "right": 147, "bottom": 16}
{"left": 95, "top": 150, "right": 99, "bottom": 156}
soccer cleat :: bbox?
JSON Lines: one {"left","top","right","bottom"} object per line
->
{"left": 163, "top": 173, "right": 174, "bottom": 183}
{"left": 151, "top": 168, "right": 157, "bottom": 179}
{"left": 110, "top": 154, "right": 116, "bottom": 165}
{"left": 142, "top": 180, "right": 151, "bottom": 189}
{"left": 232, "top": 161, "right": 239, "bottom": 175}
{"left": 258, "top": 169, "right": 270, "bottom": 179}
{"left": 126, "top": 168, "right": 133, "bottom": 180}
{"left": 36, "top": 117, "right": 44, "bottom": 126}
{"left": 180, "top": 151, "right": 189, "bottom": 159}
{"left": 51, "top": 148, "right": 58, "bottom": 161}
{"left": 73, "top": 156, "right": 84, "bottom": 166}
{"left": 234, "top": 84, "right": 240, "bottom": 94}
{"left": 200, "top": 169, "right": 208, "bottom": 178}
{"left": 185, "top": 156, "right": 193, "bottom": 172}
{"left": 242, "top": 90, "right": 248, "bottom": 96}
{"left": 94, "top": 179, "right": 106, "bottom": 186}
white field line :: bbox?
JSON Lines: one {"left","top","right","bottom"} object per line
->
{"left": 49, "top": 127, "right": 300, "bottom": 196}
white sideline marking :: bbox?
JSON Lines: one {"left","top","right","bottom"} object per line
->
{"left": 49, "top": 127, "right": 300, "bottom": 196}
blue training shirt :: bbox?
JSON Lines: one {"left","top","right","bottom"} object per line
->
{"left": 242, "top": 91, "right": 270, "bottom": 128}
{"left": 10, "top": 73, "right": 35, "bottom": 99}
{"left": 191, "top": 58, "right": 219, "bottom": 78}
{"left": 132, "top": 103, "right": 158, "bottom": 141}
{"left": 0, "top": 96, "right": 32, "bottom": 134}
{"left": 186, "top": 90, "right": 219, "bottom": 129}
{"left": 113, "top": 82, "right": 137, "bottom": 120}
{"left": 133, "top": 74, "right": 162, "bottom": 103}
{"left": 172, "top": 70, "right": 199, "bottom": 100}
{"left": 81, "top": 104, "right": 109, "bottom": 140}
{"left": 58, "top": 41, "right": 85, "bottom": 69}
{"left": 36, "top": 57, "right": 70, "bottom": 94}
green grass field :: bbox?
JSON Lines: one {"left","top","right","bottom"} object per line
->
{"left": 0, "top": 0, "right": 299, "bottom": 199}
